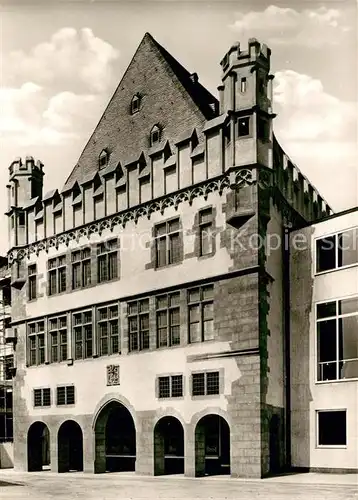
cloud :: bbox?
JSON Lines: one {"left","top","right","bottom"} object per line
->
{"left": 4, "top": 27, "right": 119, "bottom": 94}
{"left": 273, "top": 70, "right": 357, "bottom": 142}
{"left": 229, "top": 5, "right": 350, "bottom": 47}
{"left": 0, "top": 85, "right": 106, "bottom": 146}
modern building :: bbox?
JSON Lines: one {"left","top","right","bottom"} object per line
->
{"left": 290, "top": 207, "right": 358, "bottom": 472}
{"left": 0, "top": 256, "right": 14, "bottom": 468}
{"left": 6, "top": 33, "right": 345, "bottom": 479}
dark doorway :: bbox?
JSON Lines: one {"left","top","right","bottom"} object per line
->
{"left": 58, "top": 420, "right": 83, "bottom": 473}
{"left": 94, "top": 401, "right": 136, "bottom": 473}
{"left": 27, "top": 422, "right": 50, "bottom": 472}
{"left": 269, "top": 414, "right": 281, "bottom": 474}
{"left": 154, "top": 416, "right": 184, "bottom": 475}
{"left": 195, "top": 414, "right": 230, "bottom": 476}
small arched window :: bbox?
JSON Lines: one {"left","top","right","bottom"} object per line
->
{"left": 150, "top": 125, "right": 161, "bottom": 146}
{"left": 99, "top": 149, "right": 109, "bottom": 169}
{"left": 131, "top": 94, "right": 141, "bottom": 114}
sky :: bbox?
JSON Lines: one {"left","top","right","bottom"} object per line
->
{"left": 0, "top": 0, "right": 357, "bottom": 254}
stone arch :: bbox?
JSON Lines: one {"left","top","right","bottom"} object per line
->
{"left": 154, "top": 416, "right": 184, "bottom": 476}
{"left": 27, "top": 421, "right": 50, "bottom": 472}
{"left": 194, "top": 413, "right": 230, "bottom": 477}
{"left": 57, "top": 420, "right": 83, "bottom": 473}
{"left": 94, "top": 399, "right": 136, "bottom": 473}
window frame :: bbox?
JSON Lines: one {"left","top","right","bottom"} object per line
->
{"left": 71, "top": 247, "right": 92, "bottom": 290}
{"left": 56, "top": 385, "right": 75, "bottom": 406}
{"left": 187, "top": 284, "right": 214, "bottom": 343}
{"left": 97, "top": 238, "right": 119, "bottom": 284}
{"left": 191, "top": 370, "right": 220, "bottom": 397}
{"left": 315, "top": 294, "right": 358, "bottom": 383}
{"left": 316, "top": 409, "right": 347, "bottom": 448}
{"left": 237, "top": 116, "right": 250, "bottom": 137}
{"left": 28, "top": 263, "right": 37, "bottom": 301}
{"left": 156, "top": 292, "right": 181, "bottom": 348}
{"left": 199, "top": 208, "right": 214, "bottom": 257}
{"left": 315, "top": 226, "right": 358, "bottom": 275}
{"left": 72, "top": 309, "right": 94, "bottom": 360}
{"left": 96, "top": 302, "right": 121, "bottom": 356}
{"left": 157, "top": 374, "right": 184, "bottom": 399}
{"left": 27, "top": 320, "right": 46, "bottom": 366}
{"left": 154, "top": 217, "right": 181, "bottom": 268}
{"left": 48, "top": 315, "right": 68, "bottom": 364}
{"left": 48, "top": 255, "right": 67, "bottom": 296}
{"left": 33, "top": 387, "right": 51, "bottom": 408}
{"left": 127, "top": 298, "right": 150, "bottom": 352}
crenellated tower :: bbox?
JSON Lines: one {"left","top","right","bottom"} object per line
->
{"left": 6, "top": 156, "right": 44, "bottom": 249}
{"left": 218, "top": 38, "right": 275, "bottom": 171}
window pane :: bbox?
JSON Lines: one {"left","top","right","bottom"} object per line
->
{"left": 318, "top": 411, "right": 346, "bottom": 446}
{"left": 72, "top": 262, "right": 81, "bottom": 289}
{"left": 169, "top": 233, "right": 180, "bottom": 264}
{"left": 189, "top": 305, "right": 200, "bottom": 323}
{"left": 200, "top": 227, "right": 213, "bottom": 256}
{"left": 338, "top": 229, "right": 358, "bottom": 267}
{"left": 129, "top": 317, "right": 138, "bottom": 332}
{"left": 171, "top": 375, "right": 183, "bottom": 397}
{"left": 338, "top": 316, "right": 358, "bottom": 379}
{"left": 158, "top": 377, "right": 170, "bottom": 398}
{"left": 170, "top": 325, "right": 180, "bottom": 346}
{"left": 141, "top": 330, "right": 150, "bottom": 350}
{"left": 98, "top": 254, "right": 107, "bottom": 282}
{"left": 317, "top": 301, "right": 337, "bottom": 319}
{"left": 140, "top": 299, "right": 149, "bottom": 313}
{"left": 82, "top": 260, "right": 91, "bottom": 286}
{"left": 128, "top": 302, "right": 137, "bottom": 315}
{"left": 206, "top": 372, "right": 220, "bottom": 395}
{"left": 199, "top": 209, "right": 212, "bottom": 225}
{"left": 140, "top": 314, "right": 149, "bottom": 332}
{"left": 157, "top": 295, "right": 167, "bottom": 309}
{"left": 155, "top": 223, "right": 166, "bottom": 237}
{"left": 189, "top": 323, "right": 201, "bottom": 343}
{"left": 203, "top": 302, "right": 213, "bottom": 320}
{"left": 169, "top": 293, "right": 180, "bottom": 307}
{"left": 192, "top": 373, "right": 205, "bottom": 396}
{"left": 317, "top": 319, "right": 337, "bottom": 381}
{"left": 202, "top": 285, "right": 214, "bottom": 300}
{"left": 203, "top": 319, "right": 214, "bottom": 341}
{"left": 238, "top": 117, "right": 250, "bottom": 136}
{"left": 188, "top": 288, "right": 200, "bottom": 303}
{"left": 338, "top": 297, "right": 358, "bottom": 316}
{"left": 156, "top": 237, "right": 167, "bottom": 267}
{"left": 158, "top": 328, "right": 168, "bottom": 347}
{"left": 108, "top": 251, "right": 118, "bottom": 280}
{"left": 157, "top": 310, "right": 167, "bottom": 328}
{"left": 129, "top": 332, "right": 138, "bottom": 351}
{"left": 316, "top": 236, "right": 336, "bottom": 272}
{"left": 168, "top": 219, "right": 179, "bottom": 233}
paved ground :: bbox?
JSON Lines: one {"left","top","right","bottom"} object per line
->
{"left": 0, "top": 470, "right": 357, "bottom": 500}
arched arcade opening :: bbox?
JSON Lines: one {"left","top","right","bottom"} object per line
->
{"left": 27, "top": 422, "right": 50, "bottom": 472}
{"left": 195, "top": 414, "right": 230, "bottom": 477}
{"left": 154, "top": 416, "right": 184, "bottom": 475}
{"left": 94, "top": 400, "right": 136, "bottom": 473}
{"left": 58, "top": 420, "right": 83, "bottom": 473}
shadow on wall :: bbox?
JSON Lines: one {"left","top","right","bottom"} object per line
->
{"left": 0, "top": 442, "right": 14, "bottom": 469}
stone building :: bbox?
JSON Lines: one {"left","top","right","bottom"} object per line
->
{"left": 5, "top": 33, "right": 335, "bottom": 478}
{"left": 290, "top": 208, "right": 358, "bottom": 472}
{"left": 0, "top": 256, "right": 14, "bottom": 468}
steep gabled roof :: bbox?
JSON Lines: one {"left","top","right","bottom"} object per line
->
{"left": 62, "top": 32, "right": 219, "bottom": 191}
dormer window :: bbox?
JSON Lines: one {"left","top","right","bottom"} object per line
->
{"left": 150, "top": 125, "right": 161, "bottom": 146}
{"left": 99, "top": 149, "right": 109, "bottom": 169}
{"left": 131, "top": 95, "right": 141, "bottom": 114}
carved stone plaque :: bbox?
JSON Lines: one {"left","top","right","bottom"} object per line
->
{"left": 107, "top": 364, "right": 120, "bottom": 386}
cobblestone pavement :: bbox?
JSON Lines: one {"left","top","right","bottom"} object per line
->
{"left": 0, "top": 471, "right": 357, "bottom": 500}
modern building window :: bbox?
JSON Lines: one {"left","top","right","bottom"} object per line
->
{"left": 238, "top": 117, "right": 250, "bottom": 137}
{"left": 4, "top": 355, "right": 14, "bottom": 381}
{"left": 155, "top": 218, "right": 181, "bottom": 267}
{"left": 48, "top": 256, "right": 66, "bottom": 295}
{"left": 28, "top": 264, "right": 37, "bottom": 300}
{"left": 128, "top": 298, "right": 150, "bottom": 352}
{"left": 28, "top": 320, "right": 45, "bottom": 366}
{"left": 33, "top": 388, "right": 51, "bottom": 407}
{"left": 316, "top": 228, "right": 358, "bottom": 273}
{"left": 97, "top": 239, "right": 118, "bottom": 283}
{"left": 131, "top": 94, "right": 140, "bottom": 114}
{"left": 72, "top": 310, "right": 93, "bottom": 360}
{"left": 192, "top": 371, "right": 220, "bottom": 396}
{"left": 240, "top": 77, "right": 247, "bottom": 93}
{"left": 0, "top": 388, "right": 13, "bottom": 442}
{"left": 317, "top": 410, "right": 347, "bottom": 446}
{"left": 199, "top": 208, "right": 214, "bottom": 256}
{"left": 150, "top": 125, "right": 161, "bottom": 146}
{"left": 97, "top": 303, "right": 120, "bottom": 356}
{"left": 72, "top": 248, "right": 91, "bottom": 289}
{"left": 156, "top": 292, "right": 180, "bottom": 348}
{"left": 56, "top": 385, "right": 75, "bottom": 406}
{"left": 48, "top": 315, "right": 67, "bottom": 363}
{"left": 158, "top": 375, "right": 183, "bottom": 398}
{"left": 317, "top": 296, "right": 358, "bottom": 381}
{"left": 188, "top": 284, "right": 214, "bottom": 343}
{"left": 99, "top": 149, "right": 109, "bottom": 169}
